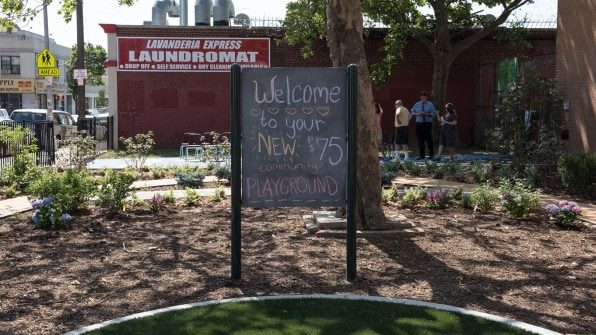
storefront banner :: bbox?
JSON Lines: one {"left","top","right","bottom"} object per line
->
{"left": 0, "top": 79, "right": 35, "bottom": 93}
{"left": 117, "top": 37, "right": 270, "bottom": 72}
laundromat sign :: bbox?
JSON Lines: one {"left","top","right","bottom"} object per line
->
{"left": 117, "top": 37, "right": 270, "bottom": 72}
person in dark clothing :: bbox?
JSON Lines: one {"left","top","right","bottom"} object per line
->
{"left": 410, "top": 91, "right": 436, "bottom": 160}
{"left": 435, "top": 102, "right": 459, "bottom": 161}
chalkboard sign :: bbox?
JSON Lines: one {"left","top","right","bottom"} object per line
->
{"left": 240, "top": 68, "right": 347, "bottom": 207}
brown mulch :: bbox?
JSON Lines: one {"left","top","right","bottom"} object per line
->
{"left": 1, "top": 181, "right": 595, "bottom": 334}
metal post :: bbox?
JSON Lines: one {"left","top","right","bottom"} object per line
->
{"left": 346, "top": 64, "right": 358, "bottom": 282}
{"left": 230, "top": 64, "right": 242, "bottom": 279}
{"left": 43, "top": 5, "right": 52, "bottom": 120}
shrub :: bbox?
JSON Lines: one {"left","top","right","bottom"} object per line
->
{"left": 162, "top": 189, "right": 176, "bottom": 204}
{"left": 546, "top": 201, "right": 582, "bottom": 226}
{"left": 381, "top": 185, "right": 400, "bottom": 204}
{"left": 213, "top": 165, "right": 232, "bottom": 183}
{"left": 0, "top": 126, "right": 41, "bottom": 190}
{"left": 31, "top": 197, "right": 72, "bottom": 228}
{"left": 26, "top": 168, "right": 98, "bottom": 212}
{"left": 380, "top": 170, "right": 396, "bottom": 186}
{"left": 443, "top": 160, "right": 465, "bottom": 182}
{"left": 470, "top": 183, "right": 500, "bottom": 212}
{"left": 424, "top": 160, "right": 440, "bottom": 177}
{"left": 499, "top": 180, "right": 542, "bottom": 218}
{"left": 557, "top": 153, "right": 596, "bottom": 197}
{"left": 209, "top": 186, "right": 226, "bottom": 202}
{"left": 176, "top": 170, "right": 205, "bottom": 188}
{"left": 57, "top": 130, "right": 97, "bottom": 171}
{"left": 400, "top": 186, "right": 427, "bottom": 209}
{"left": 403, "top": 160, "right": 421, "bottom": 175}
{"left": 469, "top": 160, "right": 492, "bottom": 184}
{"left": 382, "top": 159, "right": 401, "bottom": 173}
{"left": 184, "top": 187, "right": 200, "bottom": 206}
{"left": 95, "top": 170, "right": 135, "bottom": 216}
{"left": 148, "top": 193, "right": 165, "bottom": 213}
{"left": 425, "top": 189, "right": 451, "bottom": 209}
{"left": 119, "top": 131, "right": 155, "bottom": 171}
{"left": 150, "top": 167, "right": 167, "bottom": 179}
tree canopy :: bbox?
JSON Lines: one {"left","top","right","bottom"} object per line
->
{"left": 65, "top": 43, "right": 107, "bottom": 104}
{"left": 0, "top": 0, "right": 138, "bottom": 32}
{"left": 283, "top": 0, "right": 534, "bottom": 106}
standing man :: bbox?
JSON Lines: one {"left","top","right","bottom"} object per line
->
{"left": 394, "top": 100, "right": 411, "bottom": 162}
{"left": 411, "top": 91, "right": 436, "bottom": 160}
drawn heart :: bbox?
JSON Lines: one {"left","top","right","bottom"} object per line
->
{"left": 268, "top": 107, "right": 279, "bottom": 115}
{"left": 302, "top": 107, "right": 313, "bottom": 115}
{"left": 249, "top": 109, "right": 261, "bottom": 116}
{"left": 317, "top": 107, "right": 330, "bottom": 117}
{"left": 285, "top": 108, "right": 297, "bottom": 115}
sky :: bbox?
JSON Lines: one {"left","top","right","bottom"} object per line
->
{"left": 24, "top": 0, "right": 558, "bottom": 50}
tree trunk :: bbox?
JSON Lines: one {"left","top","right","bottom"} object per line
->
{"left": 326, "top": 0, "right": 387, "bottom": 230}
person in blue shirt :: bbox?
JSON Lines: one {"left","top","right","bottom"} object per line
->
{"left": 410, "top": 91, "right": 436, "bottom": 160}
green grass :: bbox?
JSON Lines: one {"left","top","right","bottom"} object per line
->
{"left": 84, "top": 298, "right": 535, "bottom": 335}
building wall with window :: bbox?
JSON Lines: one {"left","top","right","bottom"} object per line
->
{"left": 0, "top": 28, "right": 74, "bottom": 114}
{"left": 557, "top": 0, "right": 596, "bottom": 154}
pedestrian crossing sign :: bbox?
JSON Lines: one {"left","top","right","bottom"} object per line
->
{"left": 37, "top": 48, "right": 56, "bottom": 68}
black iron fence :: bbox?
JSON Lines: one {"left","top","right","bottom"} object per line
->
{"left": 0, "top": 116, "right": 113, "bottom": 169}
{"left": 0, "top": 120, "right": 56, "bottom": 168}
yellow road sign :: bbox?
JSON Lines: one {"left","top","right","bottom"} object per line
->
{"left": 38, "top": 68, "right": 60, "bottom": 77}
{"left": 37, "top": 48, "right": 56, "bottom": 68}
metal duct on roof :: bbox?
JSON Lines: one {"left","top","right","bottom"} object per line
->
{"left": 213, "top": 0, "right": 235, "bottom": 26}
{"left": 152, "top": 0, "right": 180, "bottom": 26}
{"left": 194, "top": 0, "right": 213, "bottom": 26}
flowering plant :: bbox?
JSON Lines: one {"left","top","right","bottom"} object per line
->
{"left": 426, "top": 189, "right": 449, "bottom": 209}
{"left": 545, "top": 200, "right": 582, "bottom": 226}
{"left": 501, "top": 192, "right": 528, "bottom": 218}
{"left": 148, "top": 193, "right": 165, "bottom": 213}
{"left": 31, "top": 197, "right": 72, "bottom": 228}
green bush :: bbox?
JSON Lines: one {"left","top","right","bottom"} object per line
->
{"left": 57, "top": 130, "right": 97, "bottom": 171}
{"left": 26, "top": 168, "right": 98, "bottom": 212}
{"left": 0, "top": 126, "right": 41, "bottom": 190}
{"left": 403, "top": 160, "right": 421, "bottom": 175}
{"left": 381, "top": 185, "right": 400, "bottom": 204}
{"left": 470, "top": 183, "right": 500, "bottom": 212}
{"left": 119, "top": 131, "right": 155, "bottom": 171}
{"left": 557, "top": 152, "right": 596, "bottom": 197}
{"left": 213, "top": 165, "right": 232, "bottom": 183}
{"left": 176, "top": 170, "right": 205, "bottom": 188}
{"left": 382, "top": 159, "right": 401, "bottom": 173}
{"left": 498, "top": 180, "right": 542, "bottom": 218}
{"left": 184, "top": 187, "right": 200, "bottom": 206}
{"left": 469, "top": 160, "right": 492, "bottom": 184}
{"left": 380, "top": 170, "right": 396, "bottom": 186}
{"left": 443, "top": 160, "right": 465, "bottom": 182}
{"left": 400, "top": 186, "right": 427, "bottom": 209}
{"left": 96, "top": 170, "right": 135, "bottom": 217}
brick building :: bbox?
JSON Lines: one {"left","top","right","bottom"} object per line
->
{"left": 101, "top": 22, "right": 556, "bottom": 149}
{"left": 557, "top": 0, "right": 596, "bottom": 154}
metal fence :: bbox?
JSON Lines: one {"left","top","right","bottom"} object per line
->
{"left": 0, "top": 116, "right": 113, "bottom": 169}
{"left": 0, "top": 120, "right": 56, "bottom": 168}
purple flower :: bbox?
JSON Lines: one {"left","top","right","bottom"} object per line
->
{"left": 503, "top": 192, "right": 512, "bottom": 200}
{"left": 502, "top": 200, "right": 508, "bottom": 207}
{"left": 559, "top": 200, "right": 568, "bottom": 207}
{"left": 545, "top": 204, "right": 559, "bottom": 214}
{"left": 32, "top": 211, "right": 40, "bottom": 225}
{"left": 572, "top": 206, "right": 582, "bottom": 214}
{"left": 32, "top": 199, "right": 43, "bottom": 209}
{"left": 42, "top": 197, "right": 54, "bottom": 206}
{"left": 561, "top": 205, "right": 571, "bottom": 212}
{"left": 568, "top": 201, "right": 579, "bottom": 207}
{"left": 61, "top": 213, "right": 73, "bottom": 221}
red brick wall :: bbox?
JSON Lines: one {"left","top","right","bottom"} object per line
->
{"left": 113, "top": 26, "right": 555, "bottom": 148}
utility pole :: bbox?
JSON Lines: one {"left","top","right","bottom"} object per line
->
{"left": 43, "top": 5, "right": 53, "bottom": 121}
{"left": 76, "top": 0, "right": 86, "bottom": 119}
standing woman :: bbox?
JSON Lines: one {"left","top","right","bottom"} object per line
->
{"left": 375, "top": 103, "right": 385, "bottom": 159}
{"left": 435, "top": 103, "right": 459, "bottom": 161}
